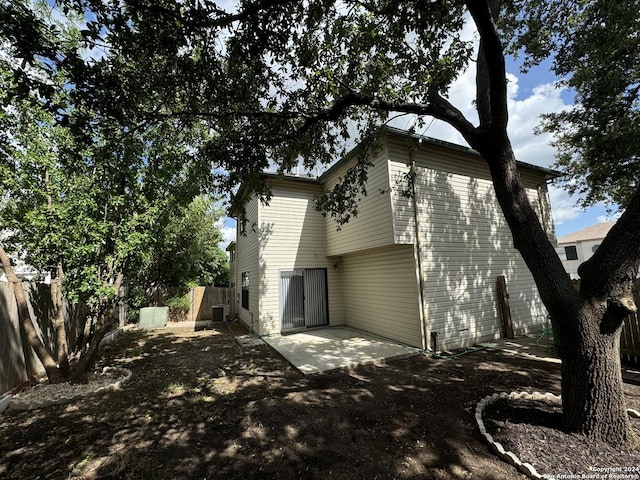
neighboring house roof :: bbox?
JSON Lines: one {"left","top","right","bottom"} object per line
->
{"left": 557, "top": 221, "right": 616, "bottom": 245}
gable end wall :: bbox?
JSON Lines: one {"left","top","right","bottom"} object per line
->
{"left": 258, "top": 180, "right": 343, "bottom": 335}
{"left": 235, "top": 195, "right": 261, "bottom": 332}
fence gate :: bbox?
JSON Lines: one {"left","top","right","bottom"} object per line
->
{"left": 280, "top": 268, "right": 328, "bottom": 331}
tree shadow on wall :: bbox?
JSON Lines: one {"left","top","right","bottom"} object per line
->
{"left": 392, "top": 163, "right": 546, "bottom": 348}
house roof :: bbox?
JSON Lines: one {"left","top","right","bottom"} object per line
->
{"left": 318, "top": 126, "right": 562, "bottom": 182}
{"left": 265, "top": 171, "right": 319, "bottom": 184}
{"left": 231, "top": 126, "right": 562, "bottom": 215}
{"left": 557, "top": 221, "right": 617, "bottom": 244}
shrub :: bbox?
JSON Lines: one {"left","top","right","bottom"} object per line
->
{"left": 166, "top": 294, "right": 190, "bottom": 322}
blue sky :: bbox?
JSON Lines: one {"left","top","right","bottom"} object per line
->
{"left": 505, "top": 56, "right": 619, "bottom": 239}
{"left": 41, "top": 0, "right": 616, "bottom": 248}
{"left": 39, "top": 0, "right": 618, "bottom": 248}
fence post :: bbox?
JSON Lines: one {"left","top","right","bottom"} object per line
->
{"left": 118, "top": 286, "right": 127, "bottom": 327}
{"left": 497, "top": 275, "right": 514, "bottom": 339}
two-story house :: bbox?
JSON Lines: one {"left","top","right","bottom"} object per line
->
{"left": 230, "top": 127, "right": 559, "bottom": 351}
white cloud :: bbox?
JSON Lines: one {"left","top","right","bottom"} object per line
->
{"left": 507, "top": 83, "right": 568, "bottom": 167}
{"left": 216, "top": 216, "right": 236, "bottom": 250}
{"left": 597, "top": 212, "right": 622, "bottom": 224}
{"left": 422, "top": 67, "right": 570, "bottom": 170}
{"left": 548, "top": 185, "right": 581, "bottom": 225}
{"left": 393, "top": 36, "right": 570, "bottom": 174}
{"left": 548, "top": 188, "right": 622, "bottom": 237}
{"left": 390, "top": 20, "right": 596, "bottom": 238}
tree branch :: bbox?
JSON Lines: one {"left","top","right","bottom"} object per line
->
{"left": 122, "top": 0, "right": 298, "bottom": 30}
{"left": 222, "top": 91, "right": 481, "bottom": 148}
{"left": 466, "top": 0, "right": 509, "bottom": 131}
{"left": 0, "top": 242, "right": 63, "bottom": 382}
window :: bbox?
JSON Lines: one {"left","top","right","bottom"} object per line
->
{"left": 239, "top": 213, "right": 246, "bottom": 235}
{"left": 591, "top": 244, "right": 600, "bottom": 253}
{"left": 241, "top": 272, "right": 249, "bottom": 309}
{"left": 564, "top": 245, "right": 578, "bottom": 261}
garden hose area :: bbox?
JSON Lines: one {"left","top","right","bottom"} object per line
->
{"left": 427, "top": 344, "right": 490, "bottom": 359}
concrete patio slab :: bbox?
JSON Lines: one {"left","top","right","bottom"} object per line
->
{"left": 262, "top": 327, "right": 419, "bottom": 374}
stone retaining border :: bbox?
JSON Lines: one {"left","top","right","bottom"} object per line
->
{"left": 99, "top": 326, "right": 126, "bottom": 347}
{"left": 7, "top": 367, "right": 132, "bottom": 411}
{"left": 475, "top": 391, "right": 640, "bottom": 479}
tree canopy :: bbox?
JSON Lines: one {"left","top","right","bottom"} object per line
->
{"left": 0, "top": 2, "right": 225, "bottom": 382}
{"left": 5, "top": 0, "right": 635, "bottom": 214}
{"left": 140, "top": 196, "right": 229, "bottom": 288}
{"left": 509, "top": 0, "right": 640, "bottom": 209}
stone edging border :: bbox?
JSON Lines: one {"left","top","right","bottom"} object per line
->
{"left": 6, "top": 367, "right": 132, "bottom": 411}
{"left": 475, "top": 391, "right": 640, "bottom": 479}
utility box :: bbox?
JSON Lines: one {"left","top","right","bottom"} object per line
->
{"left": 212, "top": 305, "right": 231, "bottom": 323}
{"left": 138, "top": 307, "right": 169, "bottom": 330}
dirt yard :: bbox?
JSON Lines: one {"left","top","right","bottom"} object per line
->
{"left": 1, "top": 324, "right": 639, "bottom": 479}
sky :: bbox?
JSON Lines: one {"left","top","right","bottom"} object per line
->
{"left": 386, "top": 55, "right": 621, "bottom": 240}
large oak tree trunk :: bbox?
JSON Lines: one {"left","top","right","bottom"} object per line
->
{"left": 560, "top": 310, "right": 634, "bottom": 444}
{"left": 459, "top": 0, "right": 640, "bottom": 447}
{"left": 70, "top": 272, "right": 125, "bottom": 383}
{"left": 70, "top": 309, "right": 112, "bottom": 383}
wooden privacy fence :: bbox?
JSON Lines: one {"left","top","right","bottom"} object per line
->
{"left": 144, "top": 286, "right": 236, "bottom": 322}
{"left": 1, "top": 282, "right": 234, "bottom": 394}
{"left": 0, "top": 281, "right": 88, "bottom": 394}
{"left": 620, "top": 281, "right": 640, "bottom": 364}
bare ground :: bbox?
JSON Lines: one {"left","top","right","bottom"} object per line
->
{"left": 1, "top": 324, "right": 639, "bottom": 480}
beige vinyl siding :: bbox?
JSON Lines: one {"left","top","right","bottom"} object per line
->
{"left": 411, "top": 156, "right": 546, "bottom": 350}
{"left": 341, "top": 245, "right": 422, "bottom": 347}
{"left": 388, "top": 137, "right": 554, "bottom": 244}
{"left": 236, "top": 195, "right": 260, "bottom": 332}
{"left": 389, "top": 159, "right": 415, "bottom": 245}
{"left": 327, "top": 256, "right": 345, "bottom": 326}
{"left": 384, "top": 136, "right": 547, "bottom": 350}
{"left": 324, "top": 145, "right": 395, "bottom": 256}
{"left": 258, "top": 179, "right": 343, "bottom": 335}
